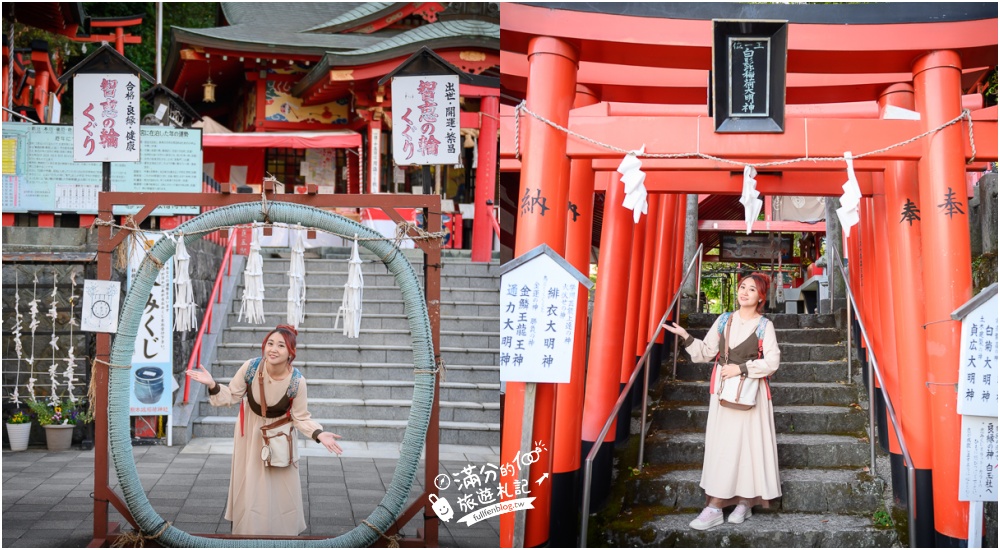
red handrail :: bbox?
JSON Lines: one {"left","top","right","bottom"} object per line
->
{"left": 182, "top": 229, "right": 239, "bottom": 404}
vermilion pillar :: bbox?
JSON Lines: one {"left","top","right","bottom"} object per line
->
{"left": 672, "top": 196, "right": 688, "bottom": 308}
{"left": 471, "top": 94, "right": 500, "bottom": 262}
{"left": 913, "top": 50, "right": 973, "bottom": 545}
{"left": 879, "top": 83, "right": 935, "bottom": 547}
{"left": 550, "top": 86, "right": 598, "bottom": 547}
{"left": 616, "top": 203, "right": 648, "bottom": 443}
{"left": 635, "top": 196, "right": 661, "bottom": 358}
{"left": 647, "top": 195, "right": 678, "bottom": 381}
{"left": 872, "top": 177, "right": 905, "bottom": 486}
{"left": 580, "top": 170, "right": 634, "bottom": 509}
{"left": 860, "top": 197, "right": 891, "bottom": 453}
{"left": 500, "top": 36, "right": 578, "bottom": 549}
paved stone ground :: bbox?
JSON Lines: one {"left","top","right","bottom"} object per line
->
{"left": 2, "top": 439, "right": 500, "bottom": 548}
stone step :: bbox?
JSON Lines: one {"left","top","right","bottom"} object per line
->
{"left": 663, "top": 381, "right": 858, "bottom": 407}
{"left": 644, "top": 431, "right": 869, "bottom": 469}
{"left": 245, "top": 283, "right": 499, "bottom": 304}
{"left": 248, "top": 270, "right": 500, "bottom": 290}
{"left": 233, "top": 298, "right": 497, "bottom": 317}
{"left": 225, "top": 312, "right": 497, "bottom": 332}
{"left": 222, "top": 327, "right": 499, "bottom": 348}
{"left": 211, "top": 360, "right": 498, "bottom": 385}
{"left": 210, "top": 376, "right": 499, "bottom": 402}
{"left": 653, "top": 405, "right": 866, "bottom": 435}
{"left": 628, "top": 468, "right": 883, "bottom": 514}
{"left": 215, "top": 343, "right": 498, "bottom": 366}
{"left": 674, "top": 343, "right": 844, "bottom": 362}
{"left": 604, "top": 511, "right": 896, "bottom": 548}
{"left": 674, "top": 361, "right": 852, "bottom": 384}
{"left": 260, "top": 258, "right": 502, "bottom": 277}
{"left": 203, "top": 398, "right": 499, "bottom": 424}
{"left": 686, "top": 312, "right": 838, "bottom": 330}
{"left": 192, "top": 416, "right": 500, "bottom": 446}
{"left": 686, "top": 327, "right": 844, "bottom": 345}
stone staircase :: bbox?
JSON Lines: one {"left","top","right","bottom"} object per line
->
{"left": 602, "top": 312, "right": 898, "bottom": 547}
{"left": 192, "top": 251, "right": 500, "bottom": 447}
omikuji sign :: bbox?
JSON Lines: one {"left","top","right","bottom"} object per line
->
{"left": 73, "top": 73, "right": 140, "bottom": 162}
{"left": 391, "top": 75, "right": 460, "bottom": 166}
{"left": 499, "top": 245, "right": 592, "bottom": 384}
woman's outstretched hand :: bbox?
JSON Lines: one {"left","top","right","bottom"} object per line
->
{"left": 318, "top": 432, "right": 344, "bottom": 455}
{"left": 660, "top": 322, "right": 690, "bottom": 341}
{"left": 186, "top": 364, "right": 216, "bottom": 388}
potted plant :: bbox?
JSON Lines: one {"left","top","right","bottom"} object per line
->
{"left": 6, "top": 411, "right": 32, "bottom": 451}
{"left": 25, "top": 399, "right": 93, "bottom": 451}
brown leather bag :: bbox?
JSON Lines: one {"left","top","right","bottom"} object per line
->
{"left": 258, "top": 367, "right": 295, "bottom": 468}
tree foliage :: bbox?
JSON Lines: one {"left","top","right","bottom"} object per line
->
{"left": 3, "top": 3, "right": 216, "bottom": 120}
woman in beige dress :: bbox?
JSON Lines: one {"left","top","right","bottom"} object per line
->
{"left": 187, "top": 324, "right": 343, "bottom": 535}
{"left": 662, "top": 272, "right": 781, "bottom": 530}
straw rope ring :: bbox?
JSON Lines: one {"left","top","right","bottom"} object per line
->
{"left": 108, "top": 201, "right": 436, "bottom": 547}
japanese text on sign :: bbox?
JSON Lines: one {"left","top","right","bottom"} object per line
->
{"left": 391, "top": 75, "right": 460, "bottom": 166}
{"left": 729, "top": 39, "right": 769, "bottom": 118}
{"left": 73, "top": 73, "right": 140, "bottom": 162}
{"left": 499, "top": 253, "right": 582, "bottom": 384}
{"left": 127, "top": 235, "right": 174, "bottom": 416}
{"left": 957, "top": 293, "right": 998, "bottom": 417}
{"left": 959, "top": 416, "right": 998, "bottom": 502}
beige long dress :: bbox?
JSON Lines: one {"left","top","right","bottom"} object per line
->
{"left": 684, "top": 313, "right": 782, "bottom": 507}
{"left": 208, "top": 357, "right": 324, "bottom": 535}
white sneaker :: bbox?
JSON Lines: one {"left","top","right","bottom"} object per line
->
{"left": 728, "top": 503, "right": 752, "bottom": 524}
{"left": 689, "top": 506, "right": 724, "bottom": 530}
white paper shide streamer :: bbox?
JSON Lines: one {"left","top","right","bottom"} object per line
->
{"left": 10, "top": 275, "right": 24, "bottom": 404}
{"left": 617, "top": 145, "right": 649, "bottom": 224}
{"left": 47, "top": 273, "right": 60, "bottom": 405}
{"left": 286, "top": 224, "right": 306, "bottom": 330}
{"left": 334, "top": 236, "right": 364, "bottom": 338}
{"left": 740, "top": 165, "right": 764, "bottom": 234}
{"left": 836, "top": 151, "right": 862, "bottom": 237}
{"left": 65, "top": 271, "right": 79, "bottom": 403}
{"left": 173, "top": 235, "right": 198, "bottom": 332}
{"left": 238, "top": 223, "right": 266, "bottom": 324}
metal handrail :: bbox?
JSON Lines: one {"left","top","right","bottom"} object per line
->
{"left": 828, "top": 244, "right": 916, "bottom": 548}
{"left": 181, "top": 229, "right": 238, "bottom": 404}
{"left": 579, "top": 243, "right": 703, "bottom": 548}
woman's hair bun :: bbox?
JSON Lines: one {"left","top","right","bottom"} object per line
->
{"left": 275, "top": 324, "right": 298, "bottom": 336}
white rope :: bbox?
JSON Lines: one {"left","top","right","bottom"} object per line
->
{"left": 47, "top": 272, "right": 60, "bottom": 405}
{"left": 26, "top": 272, "right": 39, "bottom": 400}
{"left": 514, "top": 100, "right": 977, "bottom": 168}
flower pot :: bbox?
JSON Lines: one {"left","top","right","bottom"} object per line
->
{"left": 43, "top": 424, "right": 74, "bottom": 451}
{"left": 6, "top": 422, "right": 31, "bottom": 451}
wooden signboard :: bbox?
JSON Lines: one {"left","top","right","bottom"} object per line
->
{"left": 712, "top": 20, "right": 788, "bottom": 133}
{"left": 720, "top": 233, "right": 792, "bottom": 262}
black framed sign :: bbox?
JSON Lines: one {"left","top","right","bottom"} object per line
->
{"left": 713, "top": 20, "right": 788, "bottom": 133}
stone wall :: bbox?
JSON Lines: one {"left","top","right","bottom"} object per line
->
{"left": 1, "top": 227, "right": 224, "bottom": 448}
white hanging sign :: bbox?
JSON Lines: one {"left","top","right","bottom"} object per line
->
{"left": 499, "top": 245, "right": 592, "bottom": 384}
{"left": 391, "top": 75, "right": 460, "bottom": 166}
{"left": 73, "top": 73, "right": 140, "bottom": 162}
{"left": 958, "top": 415, "right": 998, "bottom": 502}
{"left": 80, "top": 279, "right": 121, "bottom": 333}
{"left": 957, "top": 293, "right": 998, "bottom": 417}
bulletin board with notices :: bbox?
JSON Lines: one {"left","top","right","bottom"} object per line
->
{"left": 1, "top": 122, "right": 203, "bottom": 215}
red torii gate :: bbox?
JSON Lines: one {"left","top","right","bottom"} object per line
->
{"left": 498, "top": 3, "right": 998, "bottom": 547}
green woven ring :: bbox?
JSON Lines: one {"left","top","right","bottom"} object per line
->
{"left": 109, "top": 201, "right": 436, "bottom": 547}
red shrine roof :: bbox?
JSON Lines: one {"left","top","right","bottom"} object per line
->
{"left": 165, "top": 2, "right": 499, "bottom": 122}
